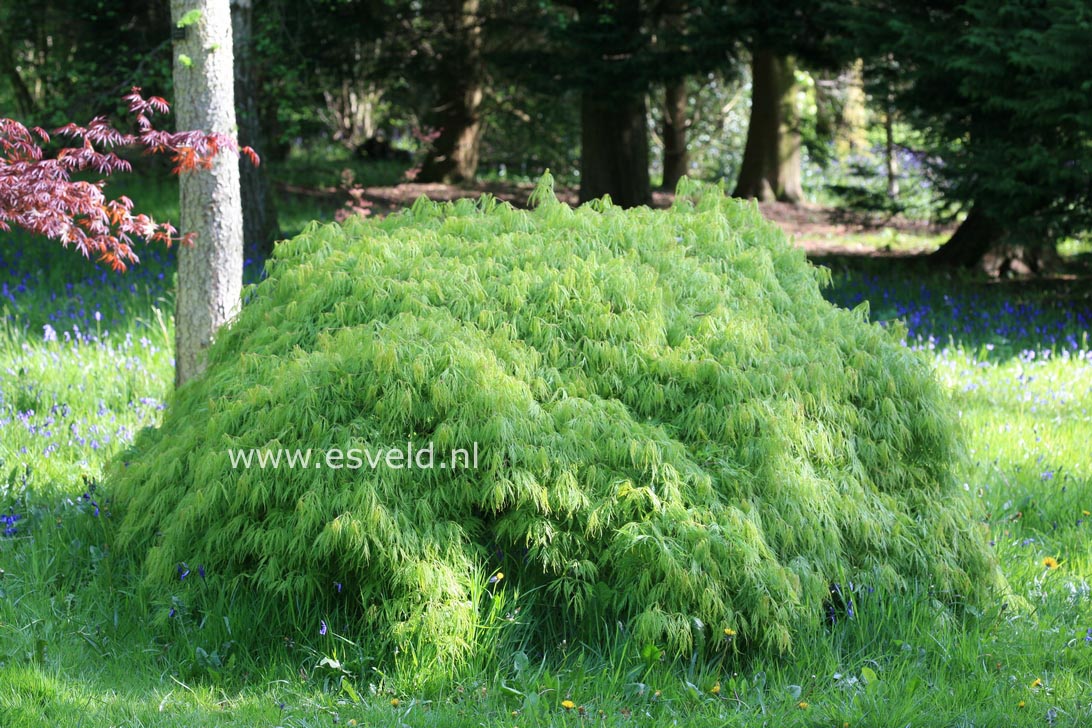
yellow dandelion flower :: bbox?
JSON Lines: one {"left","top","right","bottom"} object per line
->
{"left": 1042, "top": 557, "right": 1059, "bottom": 569}
{"left": 723, "top": 627, "right": 736, "bottom": 637}
{"left": 561, "top": 700, "right": 575, "bottom": 710}
{"left": 1018, "top": 701, "right": 1026, "bottom": 708}
{"left": 710, "top": 682, "right": 721, "bottom": 695}
{"left": 489, "top": 571, "right": 504, "bottom": 584}
{"left": 1031, "top": 678, "right": 1042, "bottom": 688}
{"left": 798, "top": 701, "right": 809, "bottom": 709}
{"left": 390, "top": 698, "right": 400, "bottom": 707}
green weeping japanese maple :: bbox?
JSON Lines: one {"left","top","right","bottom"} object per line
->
{"left": 112, "top": 176, "right": 1000, "bottom": 660}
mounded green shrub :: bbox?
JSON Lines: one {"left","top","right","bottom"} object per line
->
{"left": 112, "top": 176, "right": 1000, "bottom": 659}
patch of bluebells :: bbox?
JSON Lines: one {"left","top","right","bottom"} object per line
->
{"left": 1, "top": 230, "right": 266, "bottom": 472}
{"left": 0, "top": 328, "right": 171, "bottom": 463}
{"left": 827, "top": 274, "right": 1092, "bottom": 357}
{"left": 76, "top": 483, "right": 102, "bottom": 517}
{"left": 2, "top": 392, "right": 163, "bottom": 461}
{"left": 1, "top": 243, "right": 172, "bottom": 334}
{"left": 0, "top": 231, "right": 266, "bottom": 335}
{"left": 2, "top": 508, "right": 20, "bottom": 537}
{"left": 828, "top": 273, "right": 1092, "bottom": 436}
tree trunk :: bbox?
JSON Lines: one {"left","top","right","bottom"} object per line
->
{"left": 930, "top": 207, "right": 1062, "bottom": 275}
{"left": 417, "top": 0, "right": 484, "bottom": 184}
{"left": 579, "top": 90, "right": 651, "bottom": 208}
{"left": 661, "top": 79, "right": 689, "bottom": 190}
{"left": 0, "top": 36, "right": 37, "bottom": 117}
{"left": 733, "top": 49, "right": 803, "bottom": 203}
{"left": 884, "top": 98, "right": 899, "bottom": 199}
{"left": 231, "top": 0, "right": 280, "bottom": 257}
{"left": 778, "top": 83, "right": 804, "bottom": 204}
{"left": 928, "top": 208, "right": 1003, "bottom": 268}
{"left": 172, "top": 0, "right": 245, "bottom": 387}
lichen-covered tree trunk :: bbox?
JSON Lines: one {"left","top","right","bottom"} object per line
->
{"left": 417, "top": 0, "right": 484, "bottom": 184}
{"left": 733, "top": 49, "right": 803, "bottom": 203}
{"left": 172, "top": 0, "right": 244, "bottom": 387}
{"left": 579, "top": 91, "right": 651, "bottom": 208}
{"left": 661, "top": 79, "right": 689, "bottom": 190}
{"left": 231, "top": 0, "right": 280, "bottom": 256}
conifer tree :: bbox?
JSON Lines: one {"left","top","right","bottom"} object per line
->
{"left": 842, "top": 0, "right": 1092, "bottom": 269}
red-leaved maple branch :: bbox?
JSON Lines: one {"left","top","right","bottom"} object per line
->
{"left": 0, "top": 87, "right": 258, "bottom": 271}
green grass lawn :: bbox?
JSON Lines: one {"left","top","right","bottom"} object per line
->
{"left": 2, "top": 203, "right": 1092, "bottom": 726}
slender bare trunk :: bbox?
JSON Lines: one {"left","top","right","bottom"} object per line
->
{"left": 661, "top": 79, "right": 689, "bottom": 190}
{"left": 884, "top": 98, "right": 899, "bottom": 199}
{"left": 172, "top": 0, "right": 244, "bottom": 387}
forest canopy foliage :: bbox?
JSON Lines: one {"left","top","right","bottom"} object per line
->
{"left": 111, "top": 177, "right": 1000, "bottom": 662}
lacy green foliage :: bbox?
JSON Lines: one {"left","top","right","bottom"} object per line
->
{"left": 112, "top": 176, "right": 999, "bottom": 660}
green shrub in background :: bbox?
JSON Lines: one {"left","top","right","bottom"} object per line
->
{"left": 111, "top": 175, "right": 1001, "bottom": 665}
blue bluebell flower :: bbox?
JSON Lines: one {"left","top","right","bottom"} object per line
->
{"left": 1, "top": 509, "right": 20, "bottom": 537}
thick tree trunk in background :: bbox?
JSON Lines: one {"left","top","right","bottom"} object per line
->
{"left": 661, "top": 79, "right": 689, "bottom": 190}
{"left": 172, "top": 0, "right": 244, "bottom": 387}
{"left": 929, "top": 208, "right": 1003, "bottom": 268}
{"left": 231, "top": 0, "right": 280, "bottom": 256}
{"left": 931, "top": 207, "right": 1060, "bottom": 275}
{"left": 733, "top": 49, "right": 803, "bottom": 203}
{"left": 733, "top": 50, "right": 779, "bottom": 201}
{"left": 577, "top": 0, "right": 650, "bottom": 207}
{"left": 579, "top": 91, "right": 651, "bottom": 208}
{"left": 417, "top": 0, "right": 484, "bottom": 184}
